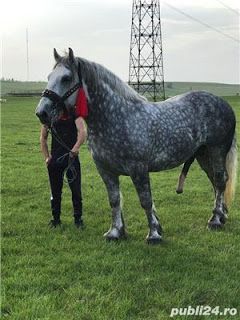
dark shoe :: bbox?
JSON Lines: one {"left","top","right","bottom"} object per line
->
{"left": 49, "top": 219, "right": 61, "bottom": 228}
{"left": 74, "top": 216, "right": 84, "bottom": 228}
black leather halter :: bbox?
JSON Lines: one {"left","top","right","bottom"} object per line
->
{"left": 41, "top": 62, "right": 82, "bottom": 111}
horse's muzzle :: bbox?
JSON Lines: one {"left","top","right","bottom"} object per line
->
{"left": 36, "top": 109, "right": 50, "bottom": 124}
{"left": 35, "top": 99, "right": 52, "bottom": 125}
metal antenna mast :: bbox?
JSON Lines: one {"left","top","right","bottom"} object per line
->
{"left": 129, "top": 0, "right": 165, "bottom": 101}
{"left": 26, "top": 28, "right": 29, "bottom": 81}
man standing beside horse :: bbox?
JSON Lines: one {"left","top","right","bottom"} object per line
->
{"left": 40, "top": 87, "right": 88, "bottom": 228}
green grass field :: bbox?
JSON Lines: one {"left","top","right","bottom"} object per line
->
{"left": 1, "top": 80, "right": 239, "bottom": 97}
{"left": 1, "top": 96, "right": 240, "bottom": 319}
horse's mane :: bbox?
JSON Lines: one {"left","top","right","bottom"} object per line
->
{"left": 55, "top": 54, "right": 147, "bottom": 103}
{"left": 77, "top": 57, "right": 147, "bottom": 103}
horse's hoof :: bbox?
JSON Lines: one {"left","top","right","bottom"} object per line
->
{"left": 220, "top": 214, "right": 228, "bottom": 225}
{"left": 104, "top": 227, "right": 126, "bottom": 241}
{"left": 207, "top": 222, "right": 223, "bottom": 230}
{"left": 146, "top": 236, "right": 163, "bottom": 245}
{"left": 105, "top": 236, "right": 119, "bottom": 242}
{"left": 208, "top": 212, "right": 225, "bottom": 230}
{"left": 146, "top": 232, "right": 163, "bottom": 244}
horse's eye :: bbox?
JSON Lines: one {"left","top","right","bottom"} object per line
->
{"left": 62, "top": 75, "right": 72, "bottom": 83}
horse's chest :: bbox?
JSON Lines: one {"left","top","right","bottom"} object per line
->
{"left": 88, "top": 133, "right": 140, "bottom": 175}
{"left": 88, "top": 135, "right": 121, "bottom": 163}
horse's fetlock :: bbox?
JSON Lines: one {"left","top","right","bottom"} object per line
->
{"left": 212, "top": 208, "right": 224, "bottom": 218}
{"left": 214, "top": 170, "right": 227, "bottom": 187}
{"left": 109, "top": 194, "right": 120, "bottom": 208}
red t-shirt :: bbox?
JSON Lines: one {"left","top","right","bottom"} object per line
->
{"left": 75, "top": 88, "right": 88, "bottom": 119}
{"left": 59, "top": 88, "right": 88, "bottom": 121}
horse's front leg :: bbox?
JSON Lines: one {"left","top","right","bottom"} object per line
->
{"left": 97, "top": 167, "right": 126, "bottom": 240}
{"left": 130, "top": 170, "right": 163, "bottom": 244}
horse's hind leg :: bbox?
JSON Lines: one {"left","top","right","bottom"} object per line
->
{"left": 130, "top": 170, "right": 162, "bottom": 244}
{"left": 207, "top": 147, "right": 229, "bottom": 229}
{"left": 97, "top": 167, "right": 126, "bottom": 241}
{"left": 176, "top": 156, "right": 195, "bottom": 194}
{"left": 196, "top": 146, "right": 215, "bottom": 187}
{"left": 196, "top": 146, "right": 228, "bottom": 229}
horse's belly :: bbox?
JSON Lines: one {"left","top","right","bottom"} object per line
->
{"left": 148, "top": 130, "right": 201, "bottom": 171}
{"left": 149, "top": 157, "right": 187, "bottom": 172}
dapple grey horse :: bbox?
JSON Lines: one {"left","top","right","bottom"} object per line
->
{"left": 36, "top": 48, "right": 237, "bottom": 243}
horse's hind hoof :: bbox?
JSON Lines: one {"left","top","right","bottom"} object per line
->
{"left": 208, "top": 213, "right": 225, "bottom": 230}
{"left": 207, "top": 222, "right": 223, "bottom": 230}
{"left": 220, "top": 214, "right": 228, "bottom": 225}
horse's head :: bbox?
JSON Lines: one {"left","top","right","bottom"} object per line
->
{"left": 36, "top": 48, "right": 81, "bottom": 125}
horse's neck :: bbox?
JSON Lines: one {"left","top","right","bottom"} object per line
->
{"left": 85, "top": 78, "right": 123, "bottom": 114}
{"left": 80, "top": 59, "right": 144, "bottom": 123}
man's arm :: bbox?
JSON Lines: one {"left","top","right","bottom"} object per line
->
{"left": 71, "top": 117, "right": 87, "bottom": 156}
{"left": 40, "top": 125, "right": 51, "bottom": 165}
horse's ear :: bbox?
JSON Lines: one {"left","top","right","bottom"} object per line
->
{"left": 53, "top": 48, "right": 61, "bottom": 62}
{"left": 68, "top": 48, "right": 75, "bottom": 64}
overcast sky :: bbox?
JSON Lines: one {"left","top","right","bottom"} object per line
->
{"left": 1, "top": 0, "right": 239, "bottom": 83}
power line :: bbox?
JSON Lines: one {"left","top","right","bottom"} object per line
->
{"left": 164, "top": 3, "right": 240, "bottom": 44}
{"left": 215, "top": 0, "right": 239, "bottom": 16}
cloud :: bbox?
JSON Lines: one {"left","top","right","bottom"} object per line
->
{"left": 161, "top": 4, "right": 239, "bottom": 83}
{"left": 1, "top": 0, "right": 239, "bottom": 83}
{"left": 162, "top": 5, "right": 239, "bottom": 35}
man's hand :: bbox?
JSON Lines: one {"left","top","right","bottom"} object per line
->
{"left": 40, "top": 125, "right": 50, "bottom": 163}
{"left": 70, "top": 147, "right": 79, "bottom": 158}
{"left": 45, "top": 155, "right": 52, "bottom": 165}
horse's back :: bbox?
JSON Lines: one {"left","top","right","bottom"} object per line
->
{"left": 146, "top": 91, "right": 236, "bottom": 171}
{"left": 152, "top": 91, "right": 235, "bottom": 143}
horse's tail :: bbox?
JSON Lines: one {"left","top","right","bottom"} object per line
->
{"left": 225, "top": 134, "right": 238, "bottom": 207}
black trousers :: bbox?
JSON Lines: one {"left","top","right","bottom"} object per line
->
{"left": 47, "top": 155, "right": 82, "bottom": 220}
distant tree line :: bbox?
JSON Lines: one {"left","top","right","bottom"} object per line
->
{"left": 1, "top": 77, "right": 16, "bottom": 82}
